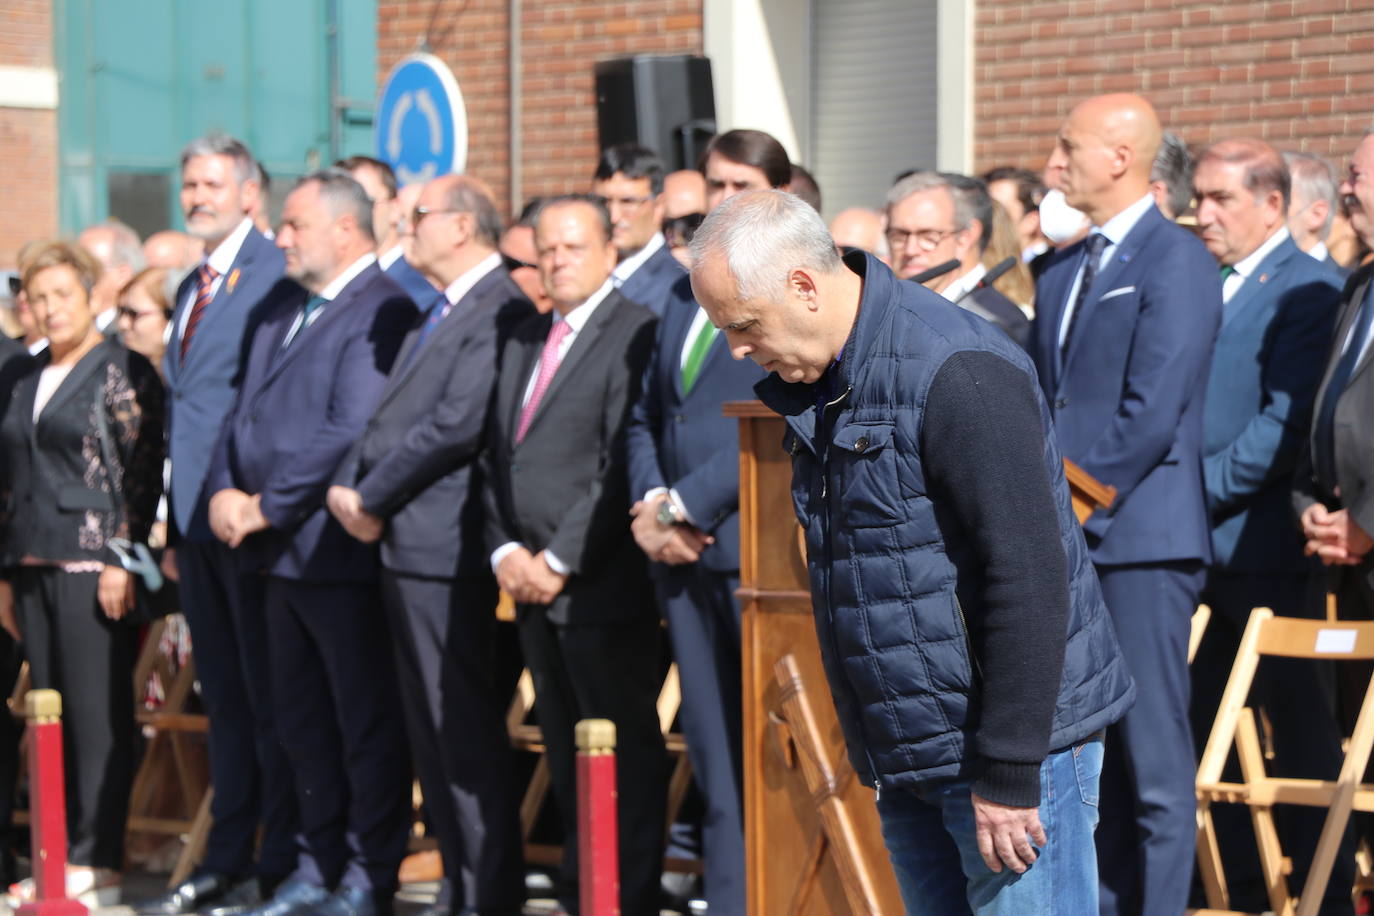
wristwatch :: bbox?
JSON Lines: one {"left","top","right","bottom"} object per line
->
{"left": 656, "top": 498, "right": 683, "bottom": 526}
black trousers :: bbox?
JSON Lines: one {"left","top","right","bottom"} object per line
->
{"left": 176, "top": 538, "right": 297, "bottom": 879}
{"left": 517, "top": 607, "right": 668, "bottom": 916}
{"left": 380, "top": 570, "right": 523, "bottom": 913}
{"left": 1190, "top": 570, "right": 1354, "bottom": 914}
{"left": 13, "top": 565, "right": 137, "bottom": 869}
{"left": 264, "top": 576, "right": 410, "bottom": 896}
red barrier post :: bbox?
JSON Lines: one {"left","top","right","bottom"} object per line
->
{"left": 576, "top": 718, "right": 619, "bottom": 916}
{"left": 19, "top": 689, "right": 86, "bottom": 916}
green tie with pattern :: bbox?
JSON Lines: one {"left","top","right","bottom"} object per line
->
{"left": 681, "top": 320, "right": 718, "bottom": 392}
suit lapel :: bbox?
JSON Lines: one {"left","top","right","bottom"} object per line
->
{"left": 176, "top": 230, "right": 268, "bottom": 374}
{"left": 1058, "top": 211, "right": 1159, "bottom": 381}
{"left": 1221, "top": 237, "right": 1294, "bottom": 330}
{"left": 517, "top": 293, "right": 619, "bottom": 443}
{"left": 1312, "top": 266, "right": 1374, "bottom": 441}
{"left": 504, "top": 314, "right": 548, "bottom": 442}
{"left": 34, "top": 341, "right": 110, "bottom": 430}
{"left": 265, "top": 266, "right": 378, "bottom": 384}
{"left": 667, "top": 298, "right": 700, "bottom": 400}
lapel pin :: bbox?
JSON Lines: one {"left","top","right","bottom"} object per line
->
{"left": 227, "top": 268, "right": 241, "bottom": 294}
{"left": 1258, "top": 273, "right": 1269, "bottom": 283}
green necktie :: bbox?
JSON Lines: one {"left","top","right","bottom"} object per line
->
{"left": 1219, "top": 265, "right": 1234, "bottom": 281}
{"left": 285, "top": 295, "right": 328, "bottom": 347}
{"left": 681, "top": 320, "right": 718, "bottom": 392}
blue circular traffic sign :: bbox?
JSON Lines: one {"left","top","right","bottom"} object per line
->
{"left": 376, "top": 53, "right": 468, "bottom": 184}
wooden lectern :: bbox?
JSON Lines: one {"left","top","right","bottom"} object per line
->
{"left": 727, "top": 401, "right": 1116, "bottom": 914}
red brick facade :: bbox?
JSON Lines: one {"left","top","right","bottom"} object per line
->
{"left": 974, "top": 0, "right": 1374, "bottom": 173}
{"left": 0, "top": 0, "right": 58, "bottom": 270}
{"left": 378, "top": 0, "right": 702, "bottom": 216}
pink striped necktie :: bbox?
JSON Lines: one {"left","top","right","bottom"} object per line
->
{"left": 180, "top": 263, "right": 219, "bottom": 359}
{"left": 514, "top": 318, "right": 573, "bottom": 444}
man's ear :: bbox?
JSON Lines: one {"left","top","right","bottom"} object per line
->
{"left": 790, "top": 268, "right": 820, "bottom": 310}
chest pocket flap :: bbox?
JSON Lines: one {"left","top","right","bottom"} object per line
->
{"left": 831, "top": 419, "right": 901, "bottom": 526}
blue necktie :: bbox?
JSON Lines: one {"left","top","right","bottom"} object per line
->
{"left": 1313, "top": 283, "right": 1374, "bottom": 493}
{"left": 1060, "top": 232, "right": 1109, "bottom": 359}
{"left": 401, "top": 294, "right": 452, "bottom": 366}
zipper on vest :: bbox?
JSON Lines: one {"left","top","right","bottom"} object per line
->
{"left": 818, "top": 386, "right": 850, "bottom": 499}
{"left": 955, "top": 594, "right": 983, "bottom": 683}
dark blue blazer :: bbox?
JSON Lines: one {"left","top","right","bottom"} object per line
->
{"left": 164, "top": 227, "right": 286, "bottom": 542}
{"left": 206, "top": 262, "right": 415, "bottom": 582}
{"left": 625, "top": 276, "right": 767, "bottom": 573}
{"left": 617, "top": 242, "right": 685, "bottom": 318}
{"left": 1028, "top": 203, "right": 1221, "bottom": 566}
{"left": 384, "top": 253, "right": 445, "bottom": 311}
{"left": 337, "top": 266, "right": 533, "bottom": 579}
{"left": 1204, "top": 236, "right": 1341, "bottom": 573}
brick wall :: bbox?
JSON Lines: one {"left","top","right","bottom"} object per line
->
{"left": 974, "top": 0, "right": 1374, "bottom": 174}
{"left": 0, "top": 0, "right": 58, "bottom": 269}
{"left": 378, "top": 0, "right": 702, "bottom": 217}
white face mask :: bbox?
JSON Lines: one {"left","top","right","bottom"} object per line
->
{"left": 1039, "top": 188, "right": 1091, "bottom": 245}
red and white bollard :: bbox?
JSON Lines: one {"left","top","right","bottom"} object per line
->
{"left": 575, "top": 718, "right": 619, "bottom": 916}
{"left": 20, "top": 689, "right": 85, "bottom": 916}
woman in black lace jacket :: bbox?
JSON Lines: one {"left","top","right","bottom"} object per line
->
{"left": 0, "top": 241, "right": 164, "bottom": 906}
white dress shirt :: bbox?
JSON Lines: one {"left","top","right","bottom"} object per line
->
{"left": 492, "top": 278, "right": 617, "bottom": 578}
{"left": 1057, "top": 193, "right": 1157, "bottom": 348}
{"left": 441, "top": 251, "right": 503, "bottom": 315}
{"left": 612, "top": 232, "right": 666, "bottom": 287}
{"left": 941, "top": 262, "right": 986, "bottom": 303}
{"left": 176, "top": 216, "right": 255, "bottom": 340}
{"left": 1222, "top": 227, "right": 1289, "bottom": 305}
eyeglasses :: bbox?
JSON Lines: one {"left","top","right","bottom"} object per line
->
{"left": 885, "top": 227, "right": 960, "bottom": 251}
{"left": 663, "top": 212, "right": 705, "bottom": 246}
{"left": 117, "top": 305, "right": 165, "bottom": 322}
{"left": 603, "top": 195, "right": 654, "bottom": 211}
{"left": 412, "top": 206, "right": 463, "bottom": 226}
{"left": 501, "top": 253, "right": 536, "bottom": 272}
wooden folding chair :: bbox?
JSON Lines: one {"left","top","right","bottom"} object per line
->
{"left": 1191, "top": 604, "right": 1212, "bottom": 665}
{"left": 1194, "top": 607, "right": 1374, "bottom": 916}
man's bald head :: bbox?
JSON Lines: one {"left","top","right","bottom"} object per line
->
{"left": 662, "top": 169, "right": 707, "bottom": 220}
{"left": 1050, "top": 93, "right": 1164, "bottom": 225}
{"left": 829, "top": 208, "right": 889, "bottom": 262}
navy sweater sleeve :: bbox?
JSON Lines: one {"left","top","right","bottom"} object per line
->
{"left": 921, "top": 350, "right": 1070, "bottom": 807}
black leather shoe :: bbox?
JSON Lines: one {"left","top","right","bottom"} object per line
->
{"left": 239, "top": 878, "right": 331, "bottom": 916}
{"left": 309, "top": 885, "right": 392, "bottom": 916}
{"left": 133, "top": 870, "right": 239, "bottom": 916}
{"left": 203, "top": 877, "right": 264, "bottom": 916}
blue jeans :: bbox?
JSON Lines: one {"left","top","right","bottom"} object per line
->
{"left": 876, "top": 738, "right": 1104, "bottom": 915}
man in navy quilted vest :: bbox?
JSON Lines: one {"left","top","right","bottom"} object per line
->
{"left": 689, "top": 189, "right": 1135, "bottom": 914}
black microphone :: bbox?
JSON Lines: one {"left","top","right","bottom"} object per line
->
{"left": 953, "top": 256, "right": 1018, "bottom": 305}
{"left": 908, "top": 259, "right": 960, "bottom": 285}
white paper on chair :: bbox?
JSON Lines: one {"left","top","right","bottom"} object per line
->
{"left": 1315, "top": 628, "right": 1358, "bottom": 654}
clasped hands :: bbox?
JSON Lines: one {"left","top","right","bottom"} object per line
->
{"left": 497, "top": 546, "right": 567, "bottom": 604}
{"left": 326, "top": 486, "right": 384, "bottom": 543}
{"left": 1301, "top": 501, "right": 1374, "bottom": 566}
{"left": 629, "top": 496, "right": 713, "bottom": 565}
{"left": 208, "top": 488, "right": 271, "bottom": 548}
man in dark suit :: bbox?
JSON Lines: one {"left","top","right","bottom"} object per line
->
{"left": 623, "top": 130, "right": 788, "bottom": 916}
{"left": 591, "top": 143, "right": 684, "bottom": 316}
{"left": 206, "top": 169, "right": 414, "bottom": 916}
{"left": 1190, "top": 138, "right": 1349, "bottom": 910}
{"left": 327, "top": 173, "right": 531, "bottom": 916}
{"left": 1296, "top": 128, "right": 1374, "bottom": 719}
{"left": 1029, "top": 93, "right": 1222, "bottom": 916}
{"left": 885, "top": 170, "right": 1030, "bottom": 347}
{"left": 483, "top": 195, "right": 663, "bottom": 916}
{"left": 338, "top": 155, "right": 445, "bottom": 311}
{"left": 136, "top": 135, "right": 297, "bottom": 916}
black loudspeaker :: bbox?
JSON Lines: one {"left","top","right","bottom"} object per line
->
{"left": 594, "top": 55, "right": 716, "bottom": 173}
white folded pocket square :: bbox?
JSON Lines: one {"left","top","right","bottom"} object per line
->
{"left": 1098, "top": 286, "right": 1136, "bottom": 301}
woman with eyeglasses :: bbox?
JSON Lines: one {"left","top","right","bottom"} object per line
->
{"left": 0, "top": 241, "right": 164, "bottom": 908}
{"left": 115, "top": 267, "right": 175, "bottom": 380}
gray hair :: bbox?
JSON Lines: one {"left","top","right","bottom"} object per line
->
{"left": 84, "top": 218, "right": 145, "bottom": 272}
{"left": 886, "top": 171, "right": 995, "bottom": 252}
{"left": 294, "top": 168, "right": 376, "bottom": 242}
{"left": 180, "top": 134, "right": 258, "bottom": 185}
{"left": 443, "top": 178, "right": 506, "bottom": 247}
{"left": 689, "top": 190, "right": 842, "bottom": 301}
{"left": 1285, "top": 151, "right": 1339, "bottom": 239}
{"left": 1150, "top": 132, "right": 1194, "bottom": 218}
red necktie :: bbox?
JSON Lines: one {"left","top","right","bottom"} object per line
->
{"left": 514, "top": 319, "right": 573, "bottom": 444}
{"left": 180, "top": 264, "right": 219, "bottom": 360}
